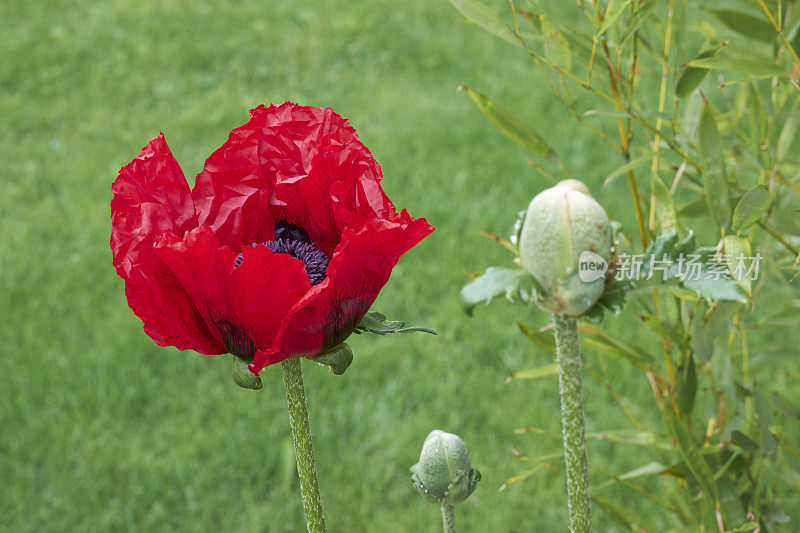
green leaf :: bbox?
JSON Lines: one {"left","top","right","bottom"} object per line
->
{"left": 723, "top": 235, "right": 753, "bottom": 295}
{"left": 578, "top": 325, "right": 656, "bottom": 367}
{"left": 603, "top": 154, "right": 650, "bottom": 185}
{"left": 461, "top": 267, "right": 538, "bottom": 316}
{"left": 764, "top": 506, "right": 791, "bottom": 523}
{"left": 771, "top": 391, "right": 800, "bottom": 420}
{"left": 677, "top": 354, "right": 697, "bottom": 416}
{"left": 704, "top": 9, "right": 775, "bottom": 43}
{"left": 682, "top": 264, "right": 748, "bottom": 303}
{"left": 748, "top": 83, "right": 766, "bottom": 143}
{"left": 448, "top": 0, "right": 518, "bottom": 45}
{"left": 618, "top": 0, "right": 658, "bottom": 44}
{"left": 669, "top": 413, "right": 720, "bottom": 503}
{"left": 730, "top": 430, "right": 759, "bottom": 451}
{"left": 651, "top": 172, "right": 682, "bottom": 235}
{"left": 594, "top": 0, "right": 631, "bottom": 38}
{"left": 677, "top": 44, "right": 723, "bottom": 98}
{"left": 750, "top": 348, "right": 800, "bottom": 369}
{"left": 507, "top": 362, "right": 559, "bottom": 381}
{"left": 699, "top": 103, "right": 731, "bottom": 230}
{"left": 755, "top": 392, "right": 778, "bottom": 455}
{"left": 593, "top": 495, "right": 649, "bottom": 530}
{"left": 540, "top": 15, "right": 571, "bottom": 71}
{"left": 460, "top": 86, "right": 559, "bottom": 161}
{"left": 518, "top": 322, "right": 556, "bottom": 354}
{"left": 777, "top": 98, "right": 800, "bottom": 162}
{"left": 593, "top": 461, "right": 667, "bottom": 490}
{"left": 731, "top": 185, "right": 769, "bottom": 232}
{"left": 588, "top": 429, "right": 668, "bottom": 448}
{"left": 355, "top": 311, "right": 438, "bottom": 336}
{"left": 685, "top": 56, "right": 785, "bottom": 77}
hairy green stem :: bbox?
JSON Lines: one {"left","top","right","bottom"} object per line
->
{"left": 440, "top": 503, "right": 457, "bottom": 533}
{"left": 281, "top": 358, "right": 326, "bottom": 533}
{"left": 553, "top": 314, "right": 591, "bottom": 532}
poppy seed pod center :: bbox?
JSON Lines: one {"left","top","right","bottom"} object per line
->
{"left": 234, "top": 223, "right": 330, "bottom": 285}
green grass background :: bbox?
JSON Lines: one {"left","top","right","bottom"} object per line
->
{"left": 1, "top": 0, "right": 798, "bottom": 531}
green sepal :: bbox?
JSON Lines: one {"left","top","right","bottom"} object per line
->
{"left": 355, "top": 311, "right": 438, "bottom": 336}
{"left": 308, "top": 343, "right": 353, "bottom": 375}
{"left": 231, "top": 356, "right": 262, "bottom": 390}
{"left": 460, "top": 267, "right": 540, "bottom": 316}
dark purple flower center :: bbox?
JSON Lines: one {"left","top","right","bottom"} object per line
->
{"left": 234, "top": 222, "right": 329, "bottom": 285}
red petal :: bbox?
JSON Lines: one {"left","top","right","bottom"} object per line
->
{"left": 227, "top": 245, "right": 311, "bottom": 350}
{"left": 153, "top": 227, "right": 237, "bottom": 345}
{"left": 192, "top": 102, "right": 396, "bottom": 254}
{"left": 111, "top": 134, "right": 220, "bottom": 353}
{"left": 252, "top": 212, "right": 433, "bottom": 374}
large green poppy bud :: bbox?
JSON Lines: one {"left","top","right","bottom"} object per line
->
{"left": 410, "top": 430, "right": 480, "bottom": 505}
{"left": 519, "top": 179, "right": 612, "bottom": 316}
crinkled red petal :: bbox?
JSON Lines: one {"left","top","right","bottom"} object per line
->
{"left": 192, "top": 109, "right": 276, "bottom": 248}
{"left": 153, "top": 227, "right": 237, "bottom": 345}
{"left": 249, "top": 212, "right": 434, "bottom": 374}
{"left": 192, "top": 102, "right": 396, "bottom": 254}
{"left": 227, "top": 245, "right": 311, "bottom": 350}
{"left": 110, "top": 133, "right": 222, "bottom": 354}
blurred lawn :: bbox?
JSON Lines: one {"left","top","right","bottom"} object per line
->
{"left": 1, "top": 0, "right": 798, "bottom": 531}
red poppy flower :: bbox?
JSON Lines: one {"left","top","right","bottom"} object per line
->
{"left": 111, "top": 102, "right": 433, "bottom": 376}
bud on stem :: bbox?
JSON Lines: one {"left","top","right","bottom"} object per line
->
{"left": 519, "top": 180, "right": 612, "bottom": 317}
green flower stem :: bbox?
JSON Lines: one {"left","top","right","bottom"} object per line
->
{"left": 440, "top": 503, "right": 457, "bottom": 533}
{"left": 281, "top": 358, "right": 326, "bottom": 533}
{"left": 552, "top": 314, "right": 591, "bottom": 532}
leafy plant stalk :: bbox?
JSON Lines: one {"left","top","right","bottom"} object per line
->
{"left": 281, "top": 358, "right": 326, "bottom": 533}
{"left": 553, "top": 313, "right": 591, "bottom": 532}
{"left": 441, "top": 503, "right": 456, "bottom": 533}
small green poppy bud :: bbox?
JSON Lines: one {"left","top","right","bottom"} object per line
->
{"left": 410, "top": 430, "right": 481, "bottom": 505}
{"left": 519, "top": 179, "right": 612, "bottom": 316}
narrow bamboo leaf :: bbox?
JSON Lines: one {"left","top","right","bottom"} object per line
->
{"left": 755, "top": 392, "right": 778, "bottom": 455}
{"left": 669, "top": 413, "right": 720, "bottom": 503}
{"left": 686, "top": 56, "right": 784, "bottom": 77}
{"left": 618, "top": 0, "right": 658, "bottom": 44}
{"left": 588, "top": 429, "right": 668, "bottom": 447}
{"left": 594, "top": 461, "right": 667, "bottom": 490}
{"left": 595, "top": 0, "right": 631, "bottom": 38}
{"left": 593, "top": 496, "right": 648, "bottom": 529}
{"left": 578, "top": 325, "right": 656, "bottom": 367}
{"left": 499, "top": 463, "right": 547, "bottom": 490}
{"left": 677, "top": 45, "right": 722, "bottom": 98}
{"left": 704, "top": 9, "right": 775, "bottom": 43}
{"left": 604, "top": 154, "right": 650, "bottom": 185}
{"left": 698, "top": 104, "right": 731, "bottom": 230}
{"left": 748, "top": 83, "right": 766, "bottom": 143}
{"left": 540, "top": 15, "right": 571, "bottom": 71}
{"left": 651, "top": 172, "right": 681, "bottom": 235}
{"left": 518, "top": 322, "right": 556, "bottom": 354}
{"left": 750, "top": 348, "right": 800, "bottom": 369}
{"left": 460, "top": 86, "right": 559, "bottom": 161}
{"left": 731, "top": 185, "right": 769, "bottom": 232}
{"left": 764, "top": 506, "right": 791, "bottom": 523}
{"left": 448, "top": 0, "right": 518, "bottom": 45}
{"left": 677, "top": 354, "right": 697, "bottom": 416}
{"left": 508, "top": 362, "right": 559, "bottom": 381}
{"left": 461, "top": 266, "right": 538, "bottom": 316}
{"left": 724, "top": 235, "right": 753, "bottom": 295}
{"left": 771, "top": 392, "right": 800, "bottom": 420}
{"left": 777, "top": 98, "right": 800, "bottom": 162}
{"left": 731, "top": 430, "right": 759, "bottom": 451}
{"left": 728, "top": 522, "right": 759, "bottom": 532}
